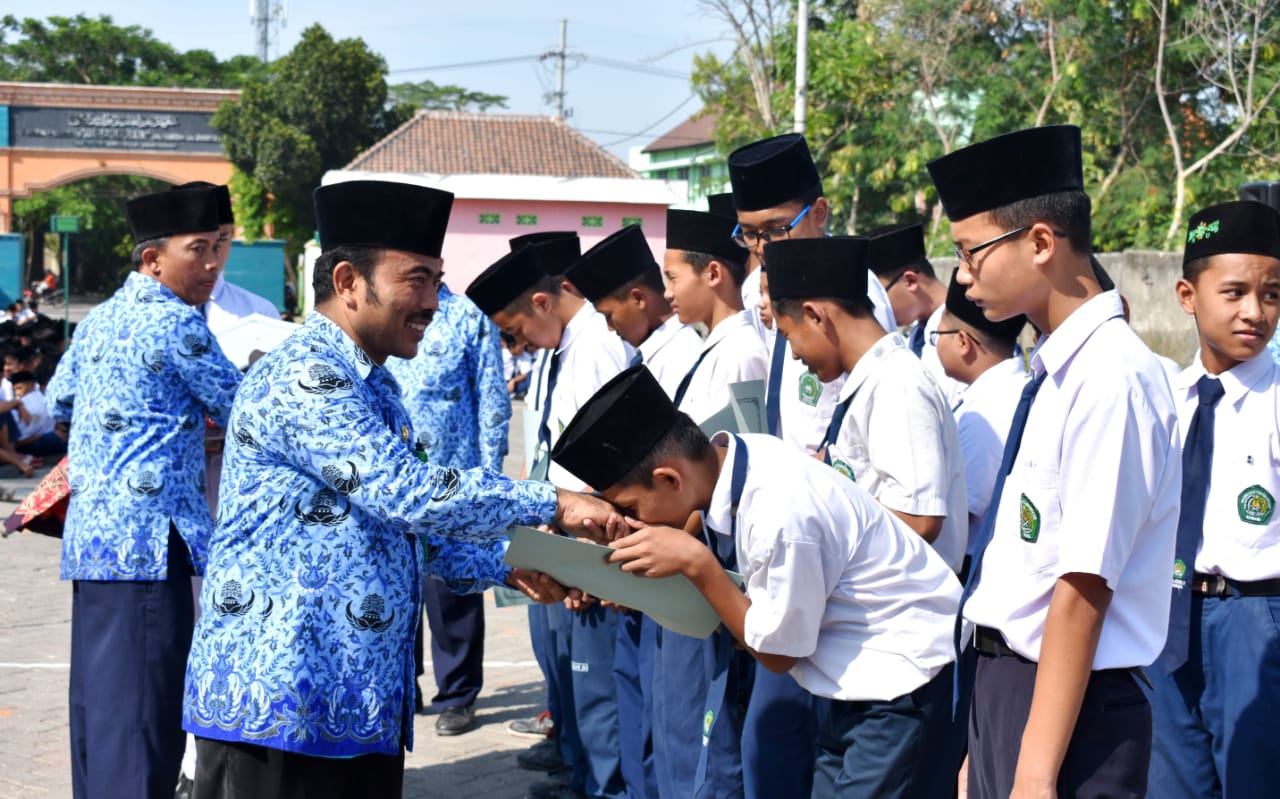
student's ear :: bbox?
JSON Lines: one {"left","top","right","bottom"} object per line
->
{"left": 530, "top": 291, "right": 554, "bottom": 316}
{"left": 801, "top": 300, "right": 824, "bottom": 327}
{"left": 811, "top": 197, "right": 830, "bottom": 228}
{"left": 652, "top": 465, "right": 683, "bottom": 494}
{"left": 1029, "top": 222, "right": 1060, "bottom": 268}
{"left": 901, "top": 270, "right": 921, "bottom": 292}
{"left": 704, "top": 259, "right": 726, "bottom": 288}
{"left": 629, "top": 286, "right": 647, "bottom": 309}
{"left": 1175, "top": 277, "right": 1198, "bottom": 317}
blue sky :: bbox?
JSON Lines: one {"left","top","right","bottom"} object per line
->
{"left": 24, "top": 1, "right": 738, "bottom": 158}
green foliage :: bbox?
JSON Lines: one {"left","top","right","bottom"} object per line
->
{"left": 212, "top": 25, "right": 414, "bottom": 258}
{"left": 388, "top": 80, "right": 508, "bottom": 112}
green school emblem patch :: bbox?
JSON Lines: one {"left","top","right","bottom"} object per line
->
{"left": 798, "top": 372, "right": 821, "bottom": 406}
{"left": 833, "top": 460, "right": 855, "bottom": 481}
{"left": 1172, "top": 558, "right": 1188, "bottom": 590}
{"left": 1238, "top": 485, "right": 1275, "bottom": 525}
{"left": 1020, "top": 494, "right": 1041, "bottom": 542}
{"left": 702, "top": 709, "right": 714, "bottom": 739}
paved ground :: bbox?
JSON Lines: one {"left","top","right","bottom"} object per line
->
{"left": 0, "top": 401, "right": 555, "bottom": 799}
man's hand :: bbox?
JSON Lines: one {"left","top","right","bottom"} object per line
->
{"left": 605, "top": 518, "right": 715, "bottom": 580}
{"left": 554, "top": 489, "right": 622, "bottom": 544}
{"left": 507, "top": 568, "right": 569, "bottom": 604}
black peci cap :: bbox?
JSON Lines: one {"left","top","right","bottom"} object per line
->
{"left": 551, "top": 365, "right": 682, "bottom": 490}
{"left": 728, "top": 133, "right": 822, "bottom": 212}
{"left": 466, "top": 245, "right": 546, "bottom": 316}
{"left": 313, "top": 180, "right": 454, "bottom": 258}
{"left": 509, "top": 232, "right": 582, "bottom": 276}
{"left": 666, "top": 209, "right": 741, "bottom": 264}
{"left": 927, "top": 125, "right": 1083, "bottom": 222}
{"left": 865, "top": 223, "right": 927, "bottom": 277}
{"left": 126, "top": 186, "right": 221, "bottom": 243}
{"left": 944, "top": 267, "right": 1027, "bottom": 343}
{"left": 762, "top": 237, "right": 870, "bottom": 304}
{"left": 173, "top": 182, "right": 233, "bottom": 225}
{"left": 706, "top": 192, "right": 737, "bottom": 219}
{"left": 564, "top": 225, "right": 659, "bottom": 303}
{"left": 1183, "top": 200, "right": 1280, "bottom": 265}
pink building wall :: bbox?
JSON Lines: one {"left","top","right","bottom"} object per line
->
{"left": 441, "top": 198, "right": 670, "bottom": 292}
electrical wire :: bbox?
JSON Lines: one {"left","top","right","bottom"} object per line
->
{"left": 595, "top": 93, "right": 699, "bottom": 147}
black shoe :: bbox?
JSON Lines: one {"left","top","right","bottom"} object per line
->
{"left": 434, "top": 703, "right": 476, "bottom": 736}
{"left": 516, "top": 737, "right": 564, "bottom": 772}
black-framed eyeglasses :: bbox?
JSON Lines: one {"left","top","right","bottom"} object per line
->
{"left": 883, "top": 269, "right": 908, "bottom": 292}
{"left": 929, "top": 329, "right": 964, "bottom": 346}
{"left": 732, "top": 204, "right": 812, "bottom": 248}
{"left": 953, "top": 225, "right": 1031, "bottom": 266}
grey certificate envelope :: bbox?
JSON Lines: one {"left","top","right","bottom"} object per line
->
{"left": 503, "top": 526, "right": 743, "bottom": 639}
{"left": 698, "top": 379, "right": 766, "bottom": 436}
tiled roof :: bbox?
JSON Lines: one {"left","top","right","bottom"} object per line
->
{"left": 346, "top": 111, "right": 638, "bottom": 179}
{"left": 641, "top": 114, "right": 716, "bottom": 153}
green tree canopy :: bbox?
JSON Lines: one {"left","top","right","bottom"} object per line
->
{"left": 388, "top": 79, "right": 508, "bottom": 112}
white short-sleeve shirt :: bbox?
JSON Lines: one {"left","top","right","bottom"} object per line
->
{"left": 676, "top": 311, "right": 769, "bottom": 425}
{"left": 953, "top": 357, "right": 1029, "bottom": 556}
{"left": 206, "top": 275, "right": 279, "bottom": 330}
{"left": 705, "top": 433, "right": 960, "bottom": 702}
{"left": 637, "top": 315, "right": 704, "bottom": 400}
{"left": 918, "top": 305, "right": 968, "bottom": 408}
{"left": 769, "top": 329, "right": 847, "bottom": 454}
{"left": 826, "top": 333, "right": 968, "bottom": 572}
{"left": 963, "top": 291, "right": 1182, "bottom": 668}
{"left": 1175, "top": 352, "right": 1280, "bottom": 581}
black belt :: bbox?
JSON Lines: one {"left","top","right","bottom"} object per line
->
{"left": 1192, "top": 572, "right": 1280, "bottom": 598}
{"left": 972, "top": 625, "right": 1152, "bottom": 689}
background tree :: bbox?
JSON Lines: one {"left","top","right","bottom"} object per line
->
{"left": 388, "top": 79, "right": 508, "bottom": 112}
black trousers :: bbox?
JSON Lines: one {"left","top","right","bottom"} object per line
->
{"left": 69, "top": 528, "right": 194, "bottom": 799}
{"left": 193, "top": 737, "right": 404, "bottom": 799}
{"left": 967, "top": 651, "right": 1151, "bottom": 799}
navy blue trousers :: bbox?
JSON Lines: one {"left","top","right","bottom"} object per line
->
{"left": 968, "top": 652, "right": 1150, "bottom": 798}
{"left": 69, "top": 530, "right": 194, "bottom": 799}
{"left": 548, "top": 603, "right": 588, "bottom": 791}
{"left": 1147, "top": 593, "right": 1280, "bottom": 799}
{"left": 811, "top": 662, "right": 961, "bottom": 799}
{"left": 419, "top": 576, "right": 485, "bottom": 709}
{"left": 614, "top": 611, "right": 656, "bottom": 799}
{"left": 743, "top": 666, "right": 817, "bottom": 799}
{"left": 571, "top": 604, "right": 625, "bottom": 798}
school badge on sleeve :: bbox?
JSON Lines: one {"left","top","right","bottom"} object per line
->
{"left": 1019, "top": 494, "right": 1040, "bottom": 542}
{"left": 1237, "top": 485, "right": 1275, "bottom": 525}
{"left": 798, "top": 372, "right": 821, "bottom": 407}
{"left": 1172, "top": 559, "right": 1188, "bottom": 590}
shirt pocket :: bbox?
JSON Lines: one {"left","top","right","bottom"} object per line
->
{"left": 1225, "top": 434, "right": 1280, "bottom": 551}
{"left": 1005, "top": 465, "right": 1062, "bottom": 576}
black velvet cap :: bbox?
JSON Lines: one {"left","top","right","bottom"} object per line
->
{"left": 927, "top": 125, "right": 1083, "bottom": 222}
{"left": 509, "top": 232, "right": 582, "bottom": 276}
{"left": 126, "top": 186, "right": 220, "bottom": 243}
{"left": 466, "top": 245, "right": 546, "bottom": 315}
{"left": 706, "top": 192, "right": 737, "bottom": 219}
{"left": 944, "top": 267, "right": 1027, "bottom": 343}
{"left": 666, "top": 209, "right": 741, "bottom": 263}
{"left": 313, "top": 180, "right": 454, "bottom": 257}
{"left": 1183, "top": 200, "right": 1280, "bottom": 265}
{"left": 866, "top": 223, "right": 926, "bottom": 276}
{"left": 762, "top": 236, "right": 869, "bottom": 304}
{"left": 551, "top": 365, "right": 681, "bottom": 490}
{"left": 728, "top": 133, "right": 822, "bottom": 212}
{"left": 173, "top": 181, "right": 233, "bottom": 225}
{"left": 564, "top": 225, "right": 658, "bottom": 303}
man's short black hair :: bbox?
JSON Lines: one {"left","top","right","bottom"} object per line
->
{"left": 605, "top": 269, "right": 666, "bottom": 302}
{"left": 8, "top": 370, "right": 35, "bottom": 385}
{"left": 130, "top": 237, "right": 168, "bottom": 268}
{"left": 312, "top": 245, "right": 381, "bottom": 304}
{"left": 987, "top": 189, "right": 1091, "bottom": 257}
{"left": 614, "top": 412, "right": 712, "bottom": 489}
{"left": 772, "top": 295, "right": 872, "bottom": 321}
{"left": 681, "top": 250, "right": 748, "bottom": 287}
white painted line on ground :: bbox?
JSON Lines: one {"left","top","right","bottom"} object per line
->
{"left": 0, "top": 662, "right": 70, "bottom": 669}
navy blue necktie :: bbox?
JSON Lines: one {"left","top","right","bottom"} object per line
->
{"left": 909, "top": 324, "right": 925, "bottom": 357}
{"left": 1155, "top": 375, "right": 1225, "bottom": 673}
{"left": 629, "top": 349, "right": 644, "bottom": 368}
{"left": 672, "top": 341, "right": 720, "bottom": 410}
{"left": 819, "top": 396, "right": 853, "bottom": 465}
{"left": 529, "top": 350, "right": 561, "bottom": 481}
{"left": 765, "top": 330, "right": 786, "bottom": 436}
{"left": 952, "top": 370, "right": 1047, "bottom": 710}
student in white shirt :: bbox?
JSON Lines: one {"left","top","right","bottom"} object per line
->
{"left": 764, "top": 237, "right": 969, "bottom": 573}
{"left": 1148, "top": 199, "right": 1280, "bottom": 799}
{"left": 929, "top": 125, "right": 1180, "bottom": 798}
{"left": 933, "top": 267, "right": 1029, "bottom": 579}
{"left": 866, "top": 223, "right": 966, "bottom": 406}
{"left": 469, "top": 234, "right": 629, "bottom": 799}
{"left": 7, "top": 369, "right": 63, "bottom": 456}
{"left": 552, "top": 366, "right": 964, "bottom": 799}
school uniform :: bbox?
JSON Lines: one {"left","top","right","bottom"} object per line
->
{"left": 952, "top": 356, "right": 1029, "bottom": 565}
{"left": 962, "top": 291, "right": 1181, "bottom": 798}
{"left": 706, "top": 433, "right": 964, "bottom": 799}
{"left": 1147, "top": 350, "right": 1280, "bottom": 799}
{"left": 636, "top": 315, "right": 704, "bottom": 398}
{"left": 912, "top": 304, "right": 968, "bottom": 408}
{"left": 823, "top": 332, "right": 968, "bottom": 572}
{"left": 675, "top": 311, "right": 768, "bottom": 425}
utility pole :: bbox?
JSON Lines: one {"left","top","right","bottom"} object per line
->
{"left": 250, "top": 0, "right": 287, "bottom": 62}
{"left": 794, "top": 0, "right": 808, "bottom": 135}
{"left": 542, "top": 19, "right": 569, "bottom": 120}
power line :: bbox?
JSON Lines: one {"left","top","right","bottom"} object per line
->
{"left": 388, "top": 55, "right": 541, "bottom": 75}
{"left": 598, "top": 94, "right": 699, "bottom": 147}
{"left": 582, "top": 56, "right": 689, "bottom": 80}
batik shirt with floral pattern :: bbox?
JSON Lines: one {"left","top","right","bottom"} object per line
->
{"left": 183, "top": 312, "right": 557, "bottom": 757}
{"left": 387, "top": 285, "right": 510, "bottom": 473}
{"left": 47, "top": 271, "right": 241, "bottom": 581}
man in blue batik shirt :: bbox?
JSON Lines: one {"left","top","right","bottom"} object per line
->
{"left": 47, "top": 186, "right": 243, "bottom": 799}
{"left": 388, "top": 283, "right": 510, "bottom": 736}
{"left": 183, "top": 179, "right": 618, "bottom": 799}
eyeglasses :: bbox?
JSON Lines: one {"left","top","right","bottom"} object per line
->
{"left": 732, "top": 204, "right": 812, "bottom": 248}
{"left": 928, "top": 329, "right": 963, "bottom": 346}
{"left": 882, "top": 269, "right": 908, "bottom": 292}
{"left": 952, "top": 226, "right": 1031, "bottom": 266}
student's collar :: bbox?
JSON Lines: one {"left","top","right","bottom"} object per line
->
{"left": 556, "top": 301, "right": 595, "bottom": 355}
{"left": 704, "top": 431, "right": 738, "bottom": 537}
{"left": 965, "top": 354, "right": 1028, "bottom": 399}
{"left": 1029, "top": 290, "right": 1124, "bottom": 380}
{"left": 839, "top": 331, "right": 907, "bottom": 403}
{"left": 638, "top": 314, "right": 685, "bottom": 361}
{"left": 704, "top": 309, "right": 751, "bottom": 350}
{"left": 1175, "top": 347, "right": 1276, "bottom": 407}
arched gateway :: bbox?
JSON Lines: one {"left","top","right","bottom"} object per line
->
{"left": 0, "top": 81, "right": 237, "bottom": 232}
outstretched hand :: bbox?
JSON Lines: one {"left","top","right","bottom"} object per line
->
{"left": 507, "top": 568, "right": 571, "bottom": 604}
{"left": 605, "top": 517, "right": 713, "bottom": 580}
